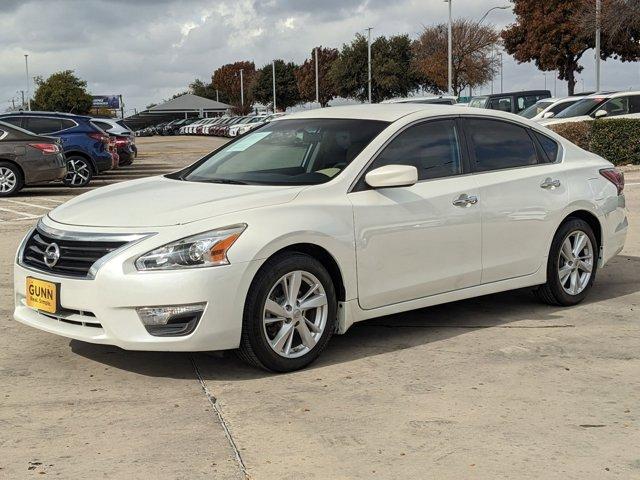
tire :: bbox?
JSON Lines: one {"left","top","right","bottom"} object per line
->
{"left": 0, "top": 161, "right": 24, "bottom": 197}
{"left": 534, "top": 218, "right": 598, "bottom": 306}
{"left": 237, "top": 252, "right": 337, "bottom": 372}
{"left": 62, "top": 156, "right": 93, "bottom": 187}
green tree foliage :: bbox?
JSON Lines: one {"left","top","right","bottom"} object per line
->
{"left": 31, "top": 70, "right": 93, "bottom": 114}
{"left": 212, "top": 61, "right": 256, "bottom": 114}
{"left": 329, "top": 33, "right": 418, "bottom": 103}
{"left": 295, "top": 47, "right": 339, "bottom": 107}
{"left": 252, "top": 60, "right": 300, "bottom": 111}
{"left": 189, "top": 79, "right": 221, "bottom": 101}
{"left": 502, "top": 0, "right": 640, "bottom": 95}
{"left": 413, "top": 20, "right": 499, "bottom": 95}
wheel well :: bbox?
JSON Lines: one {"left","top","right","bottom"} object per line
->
{"left": 64, "top": 151, "right": 96, "bottom": 173}
{"left": 563, "top": 210, "right": 602, "bottom": 250}
{"left": 0, "top": 158, "right": 25, "bottom": 180}
{"left": 270, "top": 243, "right": 346, "bottom": 301}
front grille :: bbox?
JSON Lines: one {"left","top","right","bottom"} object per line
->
{"left": 22, "top": 229, "right": 126, "bottom": 278}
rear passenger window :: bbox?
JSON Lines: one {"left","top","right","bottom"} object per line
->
{"left": 368, "top": 119, "right": 461, "bottom": 180}
{"left": 60, "top": 119, "right": 76, "bottom": 130}
{"left": 465, "top": 118, "right": 539, "bottom": 171}
{"left": 24, "top": 117, "right": 63, "bottom": 134}
{"left": 533, "top": 131, "right": 559, "bottom": 162}
{"left": 489, "top": 97, "right": 512, "bottom": 112}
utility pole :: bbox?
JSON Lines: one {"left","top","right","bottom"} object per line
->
{"left": 315, "top": 47, "right": 319, "bottom": 105}
{"left": 216, "top": 89, "right": 219, "bottom": 102}
{"left": 554, "top": 70, "right": 557, "bottom": 97}
{"left": 24, "top": 54, "right": 30, "bottom": 111}
{"left": 365, "top": 27, "right": 373, "bottom": 103}
{"left": 446, "top": 0, "right": 452, "bottom": 95}
{"left": 11, "top": 98, "right": 15, "bottom": 110}
{"left": 595, "top": 0, "right": 601, "bottom": 91}
{"left": 544, "top": 72, "right": 547, "bottom": 90}
{"left": 272, "top": 61, "right": 277, "bottom": 112}
{"left": 491, "top": 48, "right": 495, "bottom": 94}
{"left": 20, "top": 90, "right": 25, "bottom": 108}
{"left": 239, "top": 68, "right": 244, "bottom": 107}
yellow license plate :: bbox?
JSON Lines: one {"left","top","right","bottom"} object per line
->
{"left": 26, "top": 277, "right": 59, "bottom": 314}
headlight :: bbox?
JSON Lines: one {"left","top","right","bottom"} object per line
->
{"left": 135, "top": 224, "right": 246, "bottom": 271}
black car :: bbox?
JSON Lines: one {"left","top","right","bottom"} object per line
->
{"left": 468, "top": 90, "right": 552, "bottom": 114}
{"left": 0, "top": 120, "right": 67, "bottom": 196}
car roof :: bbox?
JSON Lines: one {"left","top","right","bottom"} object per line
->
{"left": 0, "top": 110, "right": 92, "bottom": 120}
{"left": 584, "top": 90, "right": 640, "bottom": 99}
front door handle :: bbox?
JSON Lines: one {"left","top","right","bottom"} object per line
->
{"left": 540, "top": 177, "right": 561, "bottom": 189}
{"left": 453, "top": 193, "right": 478, "bottom": 207}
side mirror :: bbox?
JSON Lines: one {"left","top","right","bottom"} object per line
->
{"left": 542, "top": 111, "right": 555, "bottom": 119}
{"left": 365, "top": 164, "right": 418, "bottom": 189}
{"left": 593, "top": 109, "right": 608, "bottom": 119}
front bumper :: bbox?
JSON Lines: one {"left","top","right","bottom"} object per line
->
{"left": 14, "top": 238, "right": 261, "bottom": 352}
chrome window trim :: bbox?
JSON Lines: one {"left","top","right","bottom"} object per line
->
{"left": 0, "top": 129, "right": 7, "bottom": 140}
{"left": 17, "top": 219, "right": 156, "bottom": 280}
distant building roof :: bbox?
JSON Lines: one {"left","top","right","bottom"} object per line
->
{"left": 148, "top": 94, "right": 230, "bottom": 112}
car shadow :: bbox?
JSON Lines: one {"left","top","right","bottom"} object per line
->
{"left": 70, "top": 254, "right": 640, "bottom": 381}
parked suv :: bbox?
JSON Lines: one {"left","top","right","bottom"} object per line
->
{"left": 92, "top": 118, "right": 137, "bottom": 166}
{"left": 468, "top": 90, "right": 551, "bottom": 114}
{"left": 0, "top": 120, "right": 67, "bottom": 196}
{"left": 0, "top": 112, "right": 114, "bottom": 187}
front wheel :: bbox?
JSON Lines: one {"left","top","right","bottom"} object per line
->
{"left": 237, "top": 253, "right": 337, "bottom": 372}
{"left": 63, "top": 156, "right": 93, "bottom": 187}
{"left": 535, "top": 218, "right": 598, "bottom": 306}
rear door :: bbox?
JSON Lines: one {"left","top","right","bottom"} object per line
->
{"left": 462, "top": 117, "right": 568, "bottom": 283}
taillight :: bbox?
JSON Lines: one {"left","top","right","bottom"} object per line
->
{"left": 600, "top": 168, "right": 624, "bottom": 195}
{"left": 29, "top": 143, "right": 59, "bottom": 154}
{"left": 88, "top": 132, "right": 109, "bottom": 143}
{"left": 114, "top": 136, "right": 130, "bottom": 147}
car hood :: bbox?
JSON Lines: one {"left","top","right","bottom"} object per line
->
{"left": 48, "top": 176, "right": 304, "bottom": 228}
{"left": 538, "top": 115, "right": 591, "bottom": 126}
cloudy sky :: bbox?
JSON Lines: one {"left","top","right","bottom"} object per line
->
{"left": 1, "top": 0, "right": 638, "bottom": 113}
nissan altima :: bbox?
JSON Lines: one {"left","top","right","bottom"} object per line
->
{"left": 14, "top": 104, "right": 628, "bottom": 372}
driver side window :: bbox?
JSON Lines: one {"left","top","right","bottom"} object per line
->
{"left": 601, "top": 97, "right": 630, "bottom": 117}
{"left": 367, "top": 119, "right": 462, "bottom": 181}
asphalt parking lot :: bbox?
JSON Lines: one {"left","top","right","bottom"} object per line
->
{"left": 1, "top": 136, "right": 639, "bottom": 479}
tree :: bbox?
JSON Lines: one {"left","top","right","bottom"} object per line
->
{"left": 502, "top": 0, "right": 640, "bottom": 95}
{"left": 252, "top": 60, "right": 300, "bottom": 111}
{"left": 295, "top": 47, "right": 339, "bottom": 107}
{"left": 413, "top": 20, "right": 499, "bottom": 96}
{"left": 212, "top": 61, "right": 256, "bottom": 114}
{"left": 189, "top": 79, "right": 220, "bottom": 101}
{"left": 31, "top": 70, "right": 93, "bottom": 114}
{"left": 329, "top": 33, "right": 418, "bottom": 103}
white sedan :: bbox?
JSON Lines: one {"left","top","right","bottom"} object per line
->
{"left": 14, "top": 104, "right": 628, "bottom": 372}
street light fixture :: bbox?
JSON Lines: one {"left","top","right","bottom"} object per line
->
{"left": 24, "top": 54, "right": 30, "bottom": 111}
{"left": 478, "top": 5, "right": 510, "bottom": 24}
{"left": 239, "top": 68, "right": 244, "bottom": 106}
{"left": 365, "top": 27, "right": 373, "bottom": 103}
{"left": 595, "top": 0, "right": 601, "bottom": 91}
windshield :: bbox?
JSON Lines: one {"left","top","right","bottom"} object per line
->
{"left": 180, "top": 118, "right": 388, "bottom": 186}
{"left": 519, "top": 100, "right": 554, "bottom": 118}
{"left": 555, "top": 97, "right": 606, "bottom": 118}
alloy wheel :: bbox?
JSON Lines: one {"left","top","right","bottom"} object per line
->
{"left": 557, "top": 230, "right": 594, "bottom": 295}
{"left": 64, "top": 159, "right": 91, "bottom": 186}
{"left": 0, "top": 167, "right": 17, "bottom": 193}
{"left": 262, "top": 270, "right": 328, "bottom": 359}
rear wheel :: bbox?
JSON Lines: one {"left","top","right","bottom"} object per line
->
{"left": 534, "top": 218, "right": 598, "bottom": 306}
{"left": 0, "top": 162, "right": 24, "bottom": 197}
{"left": 63, "top": 156, "right": 93, "bottom": 187}
{"left": 237, "top": 253, "right": 337, "bottom": 372}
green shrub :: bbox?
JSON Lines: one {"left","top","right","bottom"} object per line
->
{"left": 549, "top": 118, "right": 640, "bottom": 165}
{"left": 548, "top": 121, "right": 592, "bottom": 150}
{"left": 589, "top": 119, "right": 640, "bottom": 165}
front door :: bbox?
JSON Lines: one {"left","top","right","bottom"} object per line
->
{"left": 349, "top": 118, "right": 482, "bottom": 310}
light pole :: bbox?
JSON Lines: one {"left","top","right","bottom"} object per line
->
{"left": 24, "top": 54, "right": 30, "bottom": 111}
{"left": 315, "top": 47, "right": 319, "bottom": 105}
{"left": 595, "top": 0, "right": 601, "bottom": 91}
{"left": 365, "top": 27, "right": 373, "bottom": 103}
{"left": 445, "top": 0, "right": 452, "bottom": 95}
{"left": 272, "top": 61, "right": 277, "bottom": 112}
{"left": 497, "top": 52, "right": 503, "bottom": 93}
{"left": 239, "top": 68, "right": 244, "bottom": 107}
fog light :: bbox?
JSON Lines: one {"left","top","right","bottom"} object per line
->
{"left": 136, "top": 303, "right": 205, "bottom": 337}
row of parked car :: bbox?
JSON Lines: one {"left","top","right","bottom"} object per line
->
{"left": 0, "top": 111, "right": 136, "bottom": 196}
{"left": 135, "top": 113, "right": 287, "bottom": 138}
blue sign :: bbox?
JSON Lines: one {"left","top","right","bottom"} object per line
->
{"left": 92, "top": 95, "right": 121, "bottom": 109}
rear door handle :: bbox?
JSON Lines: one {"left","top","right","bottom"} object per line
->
{"left": 541, "top": 177, "right": 561, "bottom": 189}
{"left": 453, "top": 194, "right": 478, "bottom": 207}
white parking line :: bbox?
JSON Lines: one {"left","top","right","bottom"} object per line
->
{"left": 0, "top": 207, "right": 40, "bottom": 220}
{"left": 626, "top": 182, "right": 640, "bottom": 186}
{"left": 1, "top": 199, "right": 53, "bottom": 210}
{"left": 37, "top": 198, "right": 65, "bottom": 204}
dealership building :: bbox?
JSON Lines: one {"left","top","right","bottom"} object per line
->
{"left": 122, "top": 94, "right": 230, "bottom": 130}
